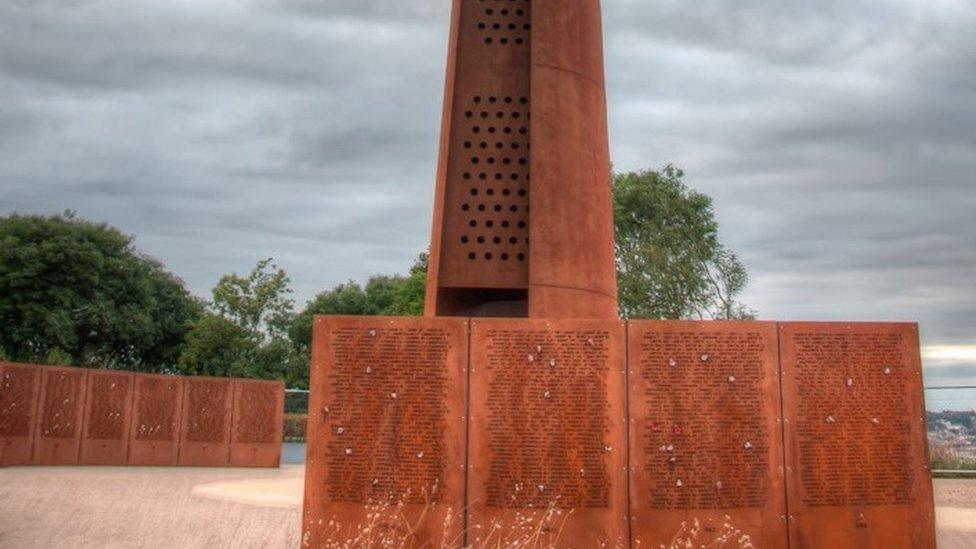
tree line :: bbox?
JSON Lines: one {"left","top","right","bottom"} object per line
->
{"left": 0, "top": 167, "right": 753, "bottom": 388}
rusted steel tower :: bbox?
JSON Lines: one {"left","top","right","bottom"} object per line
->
{"left": 424, "top": 0, "right": 618, "bottom": 319}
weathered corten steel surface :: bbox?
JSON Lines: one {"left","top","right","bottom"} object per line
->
{"left": 2, "top": 363, "right": 281, "bottom": 469}
{"left": 780, "top": 322, "right": 936, "bottom": 549}
{"left": 32, "top": 365, "right": 88, "bottom": 465}
{"left": 426, "top": 0, "right": 533, "bottom": 317}
{"left": 628, "top": 321, "right": 787, "bottom": 548}
{"left": 528, "top": 0, "right": 617, "bottom": 319}
{"left": 0, "top": 362, "right": 43, "bottom": 466}
{"left": 302, "top": 316, "right": 468, "bottom": 548}
{"left": 178, "top": 376, "right": 233, "bottom": 467}
{"left": 467, "top": 318, "right": 628, "bottom": 547}
{"left": 425, "top": 0, "right": 618, "bottom": 319}
{"left": 80, "top": 370, "right": 135, "bottom": 465}
{"left": 230, "top": 379, "right": 284, "bottom": 468}
{"left": 129, "top": 373, "right": 185, "bottom": 466}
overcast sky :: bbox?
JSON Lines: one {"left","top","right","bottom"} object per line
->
{"left": 1, "top": 0, "right": 973, "bottom": 398}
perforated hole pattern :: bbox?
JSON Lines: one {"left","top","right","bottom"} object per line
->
{"left": 476, "top": 0, "right": 531, "bottom": 47}
{"left": 459, "top": 0, "right": 531, "bottom": 263}
{"left": 460, "top": 95, "right": 530, "bottom": 263}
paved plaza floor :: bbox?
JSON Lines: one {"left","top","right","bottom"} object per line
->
{"left": 0, "top": 464, "right": 303, "bottom": 548}
{"left": 0, "top": 464, "right": 973, "bottom": 548}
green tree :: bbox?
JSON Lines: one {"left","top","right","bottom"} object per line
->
{"left": 386, "top": 253, "right": 428, "bottom": 316}
{"left": 211, "top": 257, "right": 293, "bottom": 339}
{"left": 179, "top": 258, "right": 302, "bottom": 385}
{"left": 0, "top": 212, "right": 201, "bottom": 370}
{"left": 288, "top": 253, "right": 428, "bottom": 377}
{"left": 176, "top": 314, "right": 254, "bottom": 378}
{"left": 613, "top": 166, "right": 754, "bottom": 320}
{"left": 288, "top": 281, "right": 372, "bottom": 359}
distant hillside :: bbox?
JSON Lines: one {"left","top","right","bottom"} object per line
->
{"left": 928, "top": 411, "right": 976, "bottom": 468}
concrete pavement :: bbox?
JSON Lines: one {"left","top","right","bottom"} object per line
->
{"left": 1, "top": 466, "right": 973, "bottom": 548}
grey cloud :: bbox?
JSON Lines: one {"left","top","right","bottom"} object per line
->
{"left": 602, "top": 0, "right": 976, "bottom": 369}
{"left": 0, "top": 0, "right": 973, "bottom": 389}
{"left": 262, "top": 0, "right": 447, "bottom": 21}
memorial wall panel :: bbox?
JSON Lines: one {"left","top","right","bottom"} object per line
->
{"left": 129, "top": 373, "right": 185, "bottom": 466}
{"left": 628, "top": 321, "right": 787, "bottom": 548}
{"left": 231, "top": 379, "right": 284, "bottom": 467}
{"left": 178, "top": 376, "right": 233, "bottom": 467}
{"left": 468, "top": 318, "right": 628, "bottom": 547}
{"left": 0, "top": 362, "right": 42, "bottom": 466}
{"left": 780, "top": 322, "right": 936, "bottom": 549}
{"left": 32, "top": 366, "right": 88, "bottom": 465}
{"left": 80, "top": 370, "right": 135, "bottom": 465}
{"left": 302, "top": 316, "right": 468, "bottom": 548}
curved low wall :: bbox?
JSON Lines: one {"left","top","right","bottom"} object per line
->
{"left": 0, "top": 362, "right": 283, "bottom": 468}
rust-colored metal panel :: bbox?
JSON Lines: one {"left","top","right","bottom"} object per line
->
{"left": 0, "top": 362, "right": 43, "bottom": 467}
{"left": 527, "top": 0, "right": 617, "bottom": 319}
{"left": 79, "top": 370, "right": 135, "bottom": 465}
{"left": 467, "top": 318, "right": 628, "bottom": 547}
{"left": 32, "top": 366, "right": 88, "bottom": 465}
{"left": 627, "top": 321, "right": 787, "bottom": 547}
{"left": 128, "top": 373, "right": 185, "bottom": 466}
{"left": 302, "top": 316, "right": 468, "bottom": 548}
{"left": 426, "top": 0, "right": 620, "bottom": 319}
{"left": 230, "top": 379, "right": 284, "bottom": 468}
{"left": 426, "top": 0, "right": 533, "bottom": 316}
{"left": 780, "top": 322, "right": 936, "bottom": 549}
{"left": 178, "top": 376, "right": 233, "bottom": 467}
